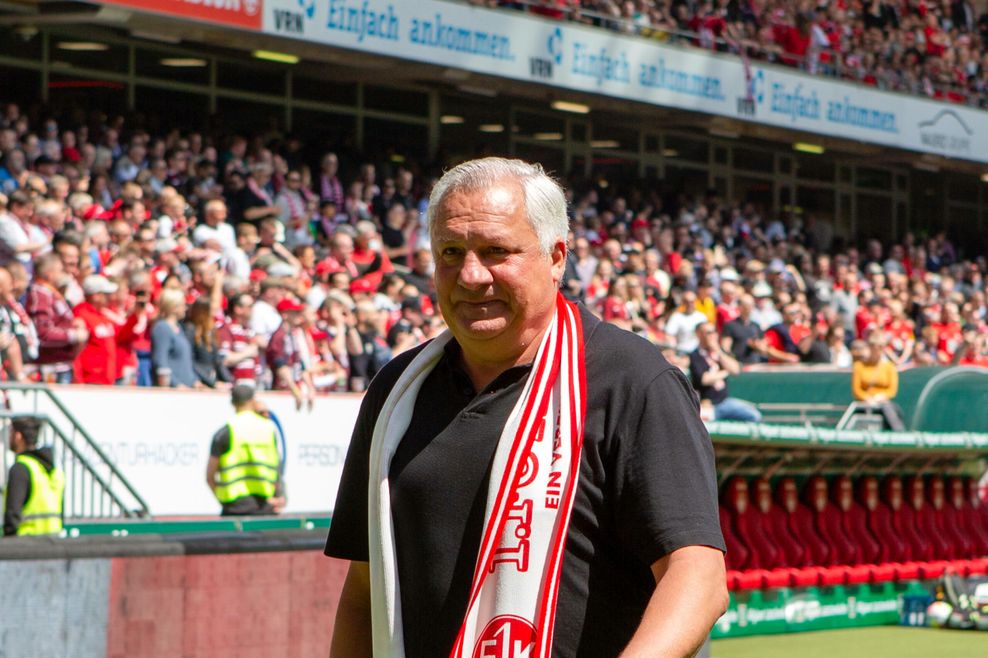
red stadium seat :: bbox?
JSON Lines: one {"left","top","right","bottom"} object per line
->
{"left": 726, "top": 570, "right": 740, "bottom": 591}
{"left": 861, "top": 476, "right": 910, "bottom": 563}
{"left": 719, "top": 505, "right": 750, "bottom": 572}
{"left": 836, "top": 475, "right": 882, "bottom": 565}
{"left": 886, "top": 476, "right": 933, "bottom": 562}
{"left": 927, "top": 476, "right": 970, "bottom": 559}
{"left": 728, "top": 477, "right": 781, "bottom": 570}
{"left": 918, "top": 560, "right": 950, "bottom": 579}
{"left": 788, "top": 567, "right": 822, "bottom": 588}
{"left": 943, "top": 477, "right": 979, "bottom": 558}
{"left": 818, "top": 565, "right": 848, "bottom": 587}
{"left": 786, "top": 477, "right": 831, "bottom": 566}
{"left": 907, "top": 475, "right": 952, "bottom": 560}
{"left": 960, "top": 477, "right": 988, "bottom": 555}
{"left": 807, "top": 475, "right": 859, "bottom": 565}
{"left": 762, "top": 569, "right": 792, "bottom": 589}
{"left": 963, "top": 558, "right": 988, "bottom": 576}
{"left": 868, "top": 563, "right": 897, "bottom": 582}
{"left": 733, "top": 569, "right": 765, "bottom": 590}
{"left": 844, "top": 564, "right": 872, "bottom": 585}
{"left": 763, "top": 478, "right": 808, "bottom": 567}
{"left": 891, "top": 562, "right": 921, "bottom": 580}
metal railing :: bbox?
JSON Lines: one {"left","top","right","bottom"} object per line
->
{"left": 0, "top": 383, "right": 150, "bottom": 520}
{"left": 754, "top": 402, "right": 847, "bottom": 428}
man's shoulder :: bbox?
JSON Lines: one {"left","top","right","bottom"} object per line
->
{"left": 366, "top": 340, "right": 430, "bottom": 395}
{"left": 584, "top": 315, "right": 677, "bottom": 387}
{"left": 356, "top": 340, "right": 432, "bottom": 424}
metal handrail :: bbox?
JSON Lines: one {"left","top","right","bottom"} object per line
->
{"left": 0, "top": 410, "right": 140, "bottom": 518}
{"left": 1, "top": 383, "right": 150, "bottom": 518}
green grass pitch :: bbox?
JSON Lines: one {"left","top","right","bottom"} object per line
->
{"left": 711, "top": 626, "right": 986, "bottom": 657}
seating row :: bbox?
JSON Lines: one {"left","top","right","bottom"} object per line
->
{"left": 720, "top": 475, "right": 988, "bottom": 590}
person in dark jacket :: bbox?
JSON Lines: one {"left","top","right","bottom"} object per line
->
{"left": 4, "top": 415, "right": 64, "bottom": 536}
{"left": 183, "top": 298, "right": 231, "bottom": 388}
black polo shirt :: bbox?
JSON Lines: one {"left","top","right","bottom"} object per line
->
{"left": 325, "top": 306, "right": 724, "bottom": 657}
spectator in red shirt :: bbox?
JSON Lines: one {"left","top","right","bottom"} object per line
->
{"left": 320, "top": 230, "right": 359, "bottom": 279}
{"left": 883, "top": 299, "right": 915, "bottom": 366}
{"left": 25, "top": 253, "right": 87, "bottom": 383}
{"left": 763, "top": 302, "right": 803, "bottom": 364}
{"left": 954, "top": 326, "right": 988, "bottom": 367}
{"left": 105, "top": 274, "right": 149, "bottom": 384}
{"left": 933, "top": 302, "right": 964, "bottom": 361}
{"left": 73, "top": 275, "right": 140, "bottom": 385}
{"left": 350, "top": 220, "right": 394, "bottom": 291}
{"left": 715, "top": 278, "right": 740, "bottom": 332}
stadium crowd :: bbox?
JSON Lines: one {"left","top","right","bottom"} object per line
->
{"left": 473, "top": 0, "right": 988, "bottom": 105}
{"left": 0, "top": 100, "right": 986, "bottom": 408}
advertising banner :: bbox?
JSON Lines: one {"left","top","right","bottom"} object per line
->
{"left": 712, "top": 583, "right": 906, "bottom": 639}
{"left": 101, "top": 0, "right": 264, "bottom": 30}
{"left": 262, "top": 0, "right": 988, "bottom": 164}
{"left": 10, "top": 386, "right": 360, "bottom": 517}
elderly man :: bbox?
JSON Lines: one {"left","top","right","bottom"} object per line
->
{"left": 327, "top": 158, "right": 726, "bottom": 658}
{"left": 25, "top": 253, "right": 87, "bottom": 383}
{"left": 192, "top": 199, "right": 236, "bottom": 254}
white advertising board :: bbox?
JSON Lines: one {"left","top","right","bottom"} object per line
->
{"left": 10, "top": 386, "right": 361, "bottom": 517}
{"left": 261, "top": 0, "right": 988, "bottom": 163}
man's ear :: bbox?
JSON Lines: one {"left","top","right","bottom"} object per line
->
{"left": 550, "top": 240, "right": 567, "bottom": 284}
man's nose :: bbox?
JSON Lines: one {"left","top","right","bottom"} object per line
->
{"left": 458, "top": 252, "right": 493, "bottom": 289}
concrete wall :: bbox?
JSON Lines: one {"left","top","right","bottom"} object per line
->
{"left": 2, "top": 548, "right": 349, "bottom": 658}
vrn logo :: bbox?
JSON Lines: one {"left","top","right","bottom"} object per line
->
{"left": 273, "top": 0, "right": 312, "bottom": 34}
{"left": 530, "top": 27, "right": 562, "bottom": 80}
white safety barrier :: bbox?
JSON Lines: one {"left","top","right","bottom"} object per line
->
{"left": 9, "top": 386, "right": 361, "bottom": 517}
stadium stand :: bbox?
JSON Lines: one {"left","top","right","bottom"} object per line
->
{"left": 1, "top": 97, "right": 987, "bottom": 401}
{"left": 480, "top": 0, "right": 988, "bottom": 106}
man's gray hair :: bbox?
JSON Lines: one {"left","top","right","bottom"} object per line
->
{"left": 427, "top": 157, "right": 568, "bottom": 255}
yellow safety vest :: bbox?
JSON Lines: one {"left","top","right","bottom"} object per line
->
{"left": 214, "top": 411, "right": 280, "bottom": 504}
{"left": 9, "top": 453, "right": 64, "bottom": 536}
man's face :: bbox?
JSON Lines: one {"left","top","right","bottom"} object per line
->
{"left": 322, "top": 154, "right": 338, "bottom": 175}
{"left": 332, "top": 235, "right": 354, "bottom": 262}
{"left": 432, "top": 182, "right": 565, "bottom": 361}
{"left": 136, "top": 230, "right": 155, "bottom": 255}
{"left": 44, "top": 259, "right": 66, "bottom": 286}
{"left": 89, "top": 291, "right": 108, "bottom": 309}
{"left": 110, "top": 223, "right": 132, "bottom": 245}
{"left": 207, "top": 205, "right": 227, "bottom": 226}
{"left": 9, "top": 202, "right": 32, "bottom": 223}
{"left": 413, "top": 250, "right": 433, "bottom": 275}
{"left": 57, "top": 244, "right": 80, "bottom": 277}
{"left": 8, "top": 429, "right": 23, "bottom": 453}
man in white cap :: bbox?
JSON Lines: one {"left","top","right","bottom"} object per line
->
{"left": 72, "top": 274, "right": 141, "bottom": 384}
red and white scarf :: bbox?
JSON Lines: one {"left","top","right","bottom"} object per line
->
{"left": 369, "top": 293, "right": 587, "bottom": 658}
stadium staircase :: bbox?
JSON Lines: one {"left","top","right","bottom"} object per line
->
{"left": 0, "top": 383, "right": 150, "bottom": 521}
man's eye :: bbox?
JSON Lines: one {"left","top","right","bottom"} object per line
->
{"left": 442, "top": 247, "right": 462, "bottom": 258}
{"left": 486, "top": 247, "right": 508, "bottom": 256}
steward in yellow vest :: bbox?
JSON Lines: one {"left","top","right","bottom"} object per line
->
{"left": 4, "top": 416, "right": 64, "bottom": 536}
{"left": 206, "top": 385, "right": 284, "bottom": 515}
